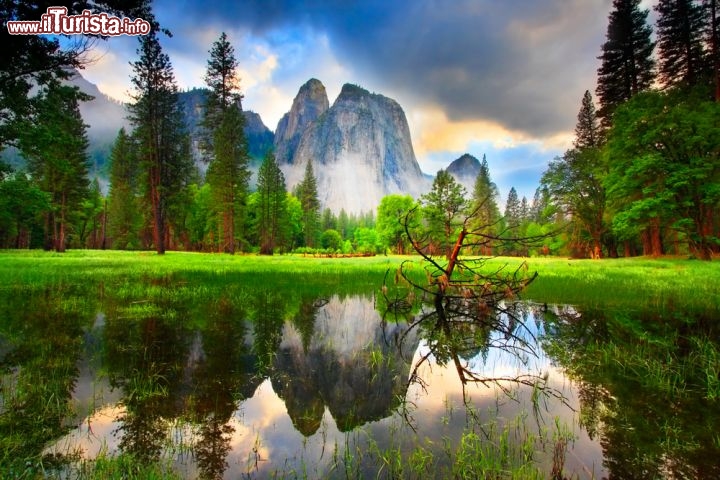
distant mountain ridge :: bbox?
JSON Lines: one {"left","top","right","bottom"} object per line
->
{"left": 2, "top": 73, "right": 470, "bottom": 214}
{"left": 446, "top": 153, "right": 481, "bottom": 192}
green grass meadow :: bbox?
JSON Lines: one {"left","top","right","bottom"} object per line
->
{"left": 1, "top": 249, "right": 718, "bottom": 311}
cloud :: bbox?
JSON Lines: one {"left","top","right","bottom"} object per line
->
{"left": 81, "top": 37, "right": 138, "bottom": 102}
{"left": 152, "top": 0, "right": 613, "bottom": 138}
{"left": 78, "top": 0, "right": 630, "bottom": 196}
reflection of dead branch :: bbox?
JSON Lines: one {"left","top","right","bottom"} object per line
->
{"left": 381, "top": 203, "right": 569, "bottom": 421}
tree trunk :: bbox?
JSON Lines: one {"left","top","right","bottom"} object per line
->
{"left": 649, "top": 218, "right": 663, "bottom": 257}
{"left": 101, "top": 199, "right": 107, "bottom": 250}
{"left": 713, "top": 0, "right": 720, "bottom": 101}
{"left": 56, "top": 193, "right": 66, "bottom": 253}
{"left": 443, "top": 228, "right": 467, "bottom": 290}
{"left": 223, "top": 208, "right": 234, "bottom": 254}
{"left": 150, "top": 165, "right": 165, "bottom": 254}
{"left": 44, "top": 212, "right": 54, "bottom": 250}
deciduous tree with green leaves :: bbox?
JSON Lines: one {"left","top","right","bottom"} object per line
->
{"left": 605, "top": 87, "right": 720, "bottom": 259}
{"left": 377, "top": 194, "right": 417, "bottom": 254}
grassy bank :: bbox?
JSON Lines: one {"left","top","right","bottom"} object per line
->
{"left": 0, "top": 250, "right": 718, "bottom": 311}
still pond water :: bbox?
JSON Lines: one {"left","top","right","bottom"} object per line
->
{"left": 1, "top": 275, "right": 719, "bottom": 479}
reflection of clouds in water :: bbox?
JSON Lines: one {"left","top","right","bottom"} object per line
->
{"left": 225, "top": 379, "right": 345, "bottom": 479}
{"left": 45, "top": 404, "right": 125, "bottom": 459}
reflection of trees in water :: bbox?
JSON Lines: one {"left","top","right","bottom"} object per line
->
{"left": 189, "top": 295, "right": 256, "bottom": 480}
{"left": 104, "top": 310, "right": 192, "bottom": 465}
{"left": 0, "top": 286, "right": 88, "bottom": 470}
{"left": 251, "top": 289, "right": 287, "bottom": 375}
{"left": 542, "top": 305, "right": 720, "bottom": 479}
{"left": 383, "top": 205, "right": 562, "bottom": 408}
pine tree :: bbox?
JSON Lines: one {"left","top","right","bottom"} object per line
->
{"left": 297, "top": 160, "right": 321, "bottom": 248}
{"left": 541, "top": 92, "right": 608, "bottom": 259}
{"left": 519, "top": 196, "right": 529, "bottom": 223}
{"left": 128, "top": 31, "right": 193, "bottom": 254}
{"left": 705, "top": 0, "right": 720, "bottom": 99}
{"left": 107, "top": 128, "right": 141, "bottom": 249}
{"left": 20, "top": 82, "right": 90, "bottom": 252}
{"left": 504, "top": 187, "right": 521, "bottom": 227}
{"left": 530, "top": 186, "right": 552, "bottom": 224}
{"left": 203, "top": 32, "right": 250, "bottom": 253}
{"left": 574, "top": 91, "right": 602, "bottom": 149}
{"left": 256, "top": 151, "right": 288, "bottom": 255}
{"left": 655, "top": 0, "right": 706, "bottom": 88}
{"left": 468, "top": 155, "right": 500, "bottom": 244}
{"left": 596, "top": 0, "right": 656, "bottom": 126}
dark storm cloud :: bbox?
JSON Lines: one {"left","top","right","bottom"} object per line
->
{"left": 154, "top": 0, "right": 613, "bottom": 137}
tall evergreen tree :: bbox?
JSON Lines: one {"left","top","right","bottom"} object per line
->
{"left": 655, "top": 0, "right": 706, "bottom": 88}
{"left": 256, "top": 151, "right": 288, "bottom": 255}
{"left": 19, "top": 82, "right": 90, "bottom": 252}
{"left": 541, "top": 92, "right": 608, "bottom": 259}
{"left": 705, "top": 0, "right": 720, "bottom": 99}
{"left": 530, "top": 186, "right": 553, "bottom": 224}
{"left": 202, "top": 32, "right": 250, "bottom": 253}
{"left": 504, "top": 187, "right": 521, "bottom": 226}
{"left": 467, "top": 155, "right": 500, "bottom": 246}
{"left": 596, "top": 0, "right": 656, "bottom": 126}
{"left": 575, "top": 91, "right": 602, "bottom": 149}
{"left": 78, "top": 178, "right": 105, "bottom": 248}
{"left": 297, "top": 160, "right": 321, "bottom": 248}
{"left": 128, "top": 31, "right": 193, "bottom": 254}
{"left": 0, "top": 171, "right": 49, "bottom": 248}
{"left": 107, "top": 128, "right": 141, "bottom": 249}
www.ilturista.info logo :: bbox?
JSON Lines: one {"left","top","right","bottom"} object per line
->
{"left": 7, "top": 6, "right": 151, "bottom": 36}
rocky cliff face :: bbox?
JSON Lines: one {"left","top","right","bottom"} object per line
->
{"left": 274, "top": 78, "right": 329, "bottom": 165}
{"left": 177, "top": 88, "right": 274, "bottom": 166}
{"left": 279, "top": 82, "right": 429, "bottom": 213}
{"left": 446, "top": 153, "right": 481, "bottom": 192}
{"left": 243, "top": 110, "right": 274, "bottom": 161}
{"left": 270, "top": 295, "right": 419, "bottom": 435}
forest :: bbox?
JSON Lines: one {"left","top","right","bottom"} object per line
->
{"left": 0, "top": 0, "right": 718, "bottom": 260}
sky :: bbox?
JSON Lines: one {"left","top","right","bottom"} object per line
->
{"left": 79, "top": 0, "right": 658, "bottom": 202}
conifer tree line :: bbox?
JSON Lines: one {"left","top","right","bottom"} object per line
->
{"left": 1, "top": 2, "right": 717, "bottom": 258}
{"left": 541, "top": 0, "right": 720, "bottom": 260}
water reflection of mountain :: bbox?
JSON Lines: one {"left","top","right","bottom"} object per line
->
{"left": 271, "top": 295, "right": 420, "bottom": 434}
